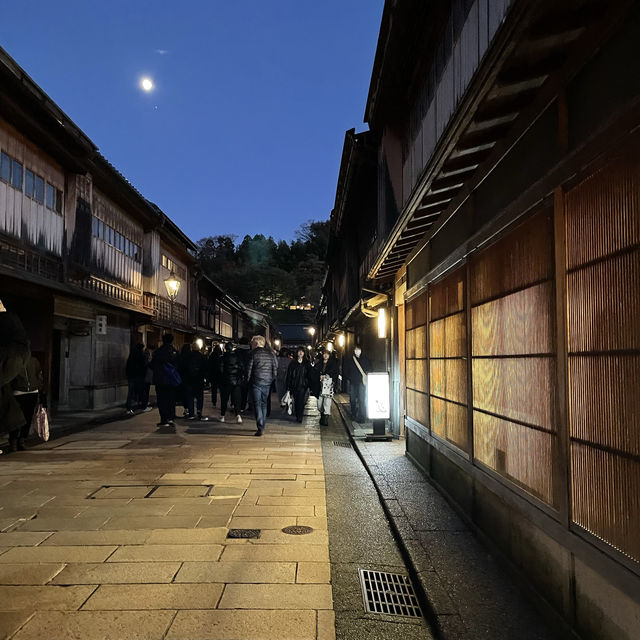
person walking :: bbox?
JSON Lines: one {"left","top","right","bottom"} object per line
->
{"left": 183, "top": 342, "right": 209, "bottom": 421}
{"left": 245, "top": 335, "right": 277, "bottom": 436}
{"left": 208, "top": 344, "right": 223, "bottom": 409}
{"left": 141, "top": 345, "right": 154, "bottom": 411}
{"left": 150, "top": 334, "right": 179, "bottom": 429}
{"left": 219, "top": 341, "right": 244, "bottom": 424}
{"left": 275, "top": 347, "right": 290, "bottom": 401}
{"left": 10, "top": 353, "right": 43, "bottom": 450}
{"left": 342, "top": 345, "right": 371, "bottom": 423}
{"left": 0, "top": 312, "right": 30, "bottom": 455}
{"left": 176, "top": 344, "right": 192, "bottom": 418}
{"left": 285, "top": 347, "right": 311, "bottom": 423}
{"left": 311, "top": 349, "right": 339, "bottom": 426}
{"left": 236, "top": 337, "right": 252, "bottom": 412}
{"left": 125, "top": 343, "right": 147, "bottom": 415}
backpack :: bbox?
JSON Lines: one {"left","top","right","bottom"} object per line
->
{"left": 164, "top": 362, "right": 182, "bottom": 387}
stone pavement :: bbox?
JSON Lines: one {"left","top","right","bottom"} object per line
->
{"left": 0, "top": 403, "right": 335, "bottom": 640}
{"left": 334, "top": 398, "right": 559, "bottom": 640}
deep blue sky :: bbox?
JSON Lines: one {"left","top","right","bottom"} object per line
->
{"left": 0, "top": 1, "right": 383, "bottom": 243}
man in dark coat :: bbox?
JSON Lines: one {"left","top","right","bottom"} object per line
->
{"left": 183, "top": 343, "right": 209, "bottom": 421}
{"left": 208, "top": 345, "right": 223, "bottom": 409}
{"left": 125, "top": 343, "right": 147, "bottom": 414}
{"left": 150, "top": 334, "right": 179, "bottom": 429}
{"left": 219, "top": 341, "right": 244, "bottom": 423}
{"left": 285, "top": 347, "right": 311, "bottom": 423}
{"left": 246, "top": 335, "right": 277, "bottom": 436}
{"left": 342, "top": 345, "right": 371, "bottom": 422}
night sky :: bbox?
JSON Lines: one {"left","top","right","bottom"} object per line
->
{"left": 0, "top": 1, "right": 383, "bottom": 243}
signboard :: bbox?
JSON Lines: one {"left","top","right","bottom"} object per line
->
{"left": 96, "top": 315, "right": 107, "bottom": 335}
{"left": 367, "top": 372, "right": 390, "bottom": 420}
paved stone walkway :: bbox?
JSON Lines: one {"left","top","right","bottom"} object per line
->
{"left": 0, "top": 405, "right": 334, "bottom": 640}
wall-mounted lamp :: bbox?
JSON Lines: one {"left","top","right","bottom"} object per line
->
{"left": 337, "top": 334, "right": 345, "bottom": 348}
{"left": 274, "top": 339, "right": 281, "bottom": 348}
{"left": 326, "top": 342, "right": 334, "bottom": 352}
{"left": 377, "top": 307, "right": 387, "bottom": 339}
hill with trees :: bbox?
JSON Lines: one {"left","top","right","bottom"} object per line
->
{"left": 196, "top": 220, "right": 329, "bottom": 310}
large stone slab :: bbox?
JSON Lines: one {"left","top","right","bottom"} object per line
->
{"left": 146, "top": 528, "right": 227, "bottom": 545}
{"left": 41, "top": 530, "right": 150, "bottom": 546}
{"left": 107, "top": 544, "right": 223, "bottom": 562}
{"left": 0, "top": 585, "right": 96, "bottom": 610}
{"left": 233, "top": 505, "right": 315, "bottom": 517}
{"left": 0, "top": 611, "right": 34, "bottom": 640}
{"left": 100, "top": 516, "right": 200, "bottom": 530}
{"left": 82, "top": 583, "right": 224, "bottom": 610}
{"left": 166, "top": 610, "right": 316, "bottom": 640}
{"left": 222, "top": 544, "right": 329, "bottom": 563}
{"left": 0, "top": 532, "right": 53, "bottom": 547}
{"left": 219, "top": 583, "right": 333, "bottom": 609}
{"left": 12, "top": 610, "right": 175, "bottom": 640}
{"left": 14, "top": 517, "right": 110, "bottom": 532}
{"left": 0, "top": 564, "right": 65, "bottom": 585}
{"left": 0, "top": 546, "right": 115, "bottom": 563}
{"left": 175, "top": 561, "right": 296, "bottom": 584}
{"left": 51, "top": 562, "right": 181, "bottom": 584}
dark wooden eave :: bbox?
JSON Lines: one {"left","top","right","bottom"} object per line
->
{"left": 370, "top": 0, "right": 631, "bottom": 281}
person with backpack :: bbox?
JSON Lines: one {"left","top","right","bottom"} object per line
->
{"left": 219, "top": 341, "right": 244, "bottom": 424}
{"left": 150, "top": 334, "right": 180, "bottom": 429}
{"left": 183, "top": 342, "right": 210, "bottom": 421}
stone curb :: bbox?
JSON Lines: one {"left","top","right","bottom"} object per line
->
{"left": 333, "top": 401, "right": 466, "bottom": 640}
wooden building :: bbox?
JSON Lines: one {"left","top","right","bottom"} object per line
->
{"left": 323, "top": 1, "right": 640, "bottom": 638}
{"left": 0, "top": 47, "right": 197, "bottom": 412}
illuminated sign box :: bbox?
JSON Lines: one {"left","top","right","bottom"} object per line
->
{"left": 367, "top": 372, "right": 390, "bottom": 420}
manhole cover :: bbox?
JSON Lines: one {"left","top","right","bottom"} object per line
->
{"left": 227, "top": 529, "right": 261, "bottom": 539}
{"left": 358, "top": 569, "right": 422, "bottom": 618}
{"left": 332, "top": 441, "right": 352, "bottom": 448}
{"left": 282, "top": 526, "right": 314, "bottom": 535}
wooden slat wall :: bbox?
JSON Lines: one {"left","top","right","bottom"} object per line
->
{"left": 470, "top": 210, "right": 557, "bottom": 505}
{"left": 0, "top": 119, "right": 64, "bottom": 256}
{"left": 565, "top": 150, "right": 640, "bottom": 562}
{"left": 402, "top": 0, "right": 514, "bottom": 204}
{"left": 429, "top": 267, "right": 469, "bottom": 452}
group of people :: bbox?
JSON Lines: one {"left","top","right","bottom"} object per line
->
{"left": 134, "top": 332, "right": 373, "bottom": 436}
{"left": 0, "top": 312, "right": 45, "bottom": 453}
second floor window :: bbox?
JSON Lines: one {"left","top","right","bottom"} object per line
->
{"left": 25, "top": 169, "right": 45, "bottom": 204}
{"left": 45, "top": 183, "right": 63, "bottom": 214}
{"left": 0, "top": 151, "right": 23, "bottom": 190}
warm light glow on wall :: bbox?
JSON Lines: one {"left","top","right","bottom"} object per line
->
{"left": 377, "top": 307, "right": 387, "bottom": 338}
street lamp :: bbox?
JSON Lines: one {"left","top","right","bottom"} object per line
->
{"left": 274, "top": 339, "right": 281, "bottom": 348}
{"left": 164, "top": 271, "right": 181, "bottom": 332}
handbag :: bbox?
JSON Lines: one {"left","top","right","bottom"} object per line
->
{"left": 32, "top": 404, "right": 50, "bottom": 442}
{"left": 280, "top": 390, "right": 291, "bottom": 407}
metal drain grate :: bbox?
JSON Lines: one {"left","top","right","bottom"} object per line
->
{"left": 358, "top": 569, "right": 422, "bottom": 618}
{"left": 332, "top": 441, "right": 352, "bottom": 448}
{"left": 227, "top": 529, "right": 260, "bottom": 539}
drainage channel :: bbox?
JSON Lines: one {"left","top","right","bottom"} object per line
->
{"left": 320, "top": 413, "right": 435, "bottom": 639}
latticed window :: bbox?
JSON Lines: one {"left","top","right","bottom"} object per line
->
{"left": 405, "top": 293, "right": 428, "bottom": 427}
{"left": 470, "top": 209, "right": 557, "bottom": 505}
{"left": 429, "top": 268, "right": 469, "bottom": 453}
{"left": 565, "top": 151, "right": 640, "bottom": 563}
